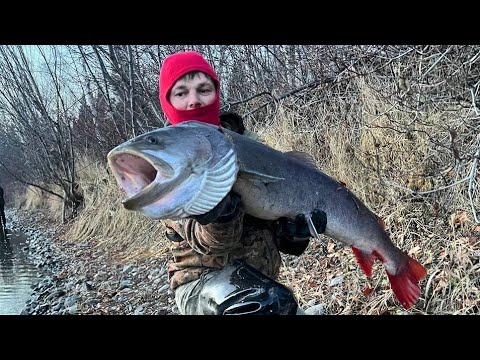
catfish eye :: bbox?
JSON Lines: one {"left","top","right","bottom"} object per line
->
{"left": 146, "top": 136, "right": 157, "bottom": 144}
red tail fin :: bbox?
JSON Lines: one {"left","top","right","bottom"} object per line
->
{"left": 352, "top": 246, "right": 375, "bottom": 278}
{"left": 386, "top": 255, "right": 427, "bottom": 309}
{"left": 352, "top": 246, "right": 427, "bottom": 309}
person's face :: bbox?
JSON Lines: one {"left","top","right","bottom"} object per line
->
{"left": 169, "top": 72, "right": 216, "bottom": 110}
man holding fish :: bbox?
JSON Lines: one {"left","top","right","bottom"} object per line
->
{"left": 107, "top": 51, "right": 426, "bottom": 315}
{"left": 156, "top": 50, "right": 326, "bottom": 315}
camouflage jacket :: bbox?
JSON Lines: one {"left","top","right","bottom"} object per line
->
{"left": 163, "top": 204, "right": 282, "bottom": 290}
{"left": 163, "top": 112, "right": 308, "bottom": 289}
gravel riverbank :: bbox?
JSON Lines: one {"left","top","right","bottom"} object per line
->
{"left": 7, "top": 209, "right": 176, "bottom": 315}
{"left": 7, "top": 208, "right": 326, "bottom": 316}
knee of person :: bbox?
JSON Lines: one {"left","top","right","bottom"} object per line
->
{"left": 200, "top": 261, "right": 298, "bottom": 315}
{"left": 219, "top": 282, "right": 297, "bottom": 315}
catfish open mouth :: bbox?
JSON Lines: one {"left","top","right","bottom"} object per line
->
{"left": 108, "top": 152, "right": 175, "bottom": 209}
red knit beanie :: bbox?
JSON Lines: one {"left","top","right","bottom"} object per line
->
{"left": 159, "top": 51, "right": 220, "bottom": 125}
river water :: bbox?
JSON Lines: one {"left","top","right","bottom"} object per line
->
{"left": 0, "top": 230, "right": 40, "bottom": 315}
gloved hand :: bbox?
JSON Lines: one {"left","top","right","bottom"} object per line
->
{"left": 274, "top": 209, "right": 327, "bottom": 256}
{"left": 192, "top": 192, "right": 241, "bottom": 225}
{"left": 280, "top": 209, "right": 327, "bottom": 239}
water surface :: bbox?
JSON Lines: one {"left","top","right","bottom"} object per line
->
{"left": 0, "top": 230, "right": 40, "bottom": 315}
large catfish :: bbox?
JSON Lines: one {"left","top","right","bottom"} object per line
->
{"left": 107, "top": 120, "right": 427, "bottom": 309}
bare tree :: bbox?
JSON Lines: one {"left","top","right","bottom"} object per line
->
{"left": 0, "top": 45, "right": 83, "bottom": 222}
{"left": 0, "top": 44, "right": 478, "bottom": 222}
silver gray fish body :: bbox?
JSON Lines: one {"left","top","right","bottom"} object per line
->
{"left": 108, "top": 121, "right": 427, "bottom": 309}
{"left": 108, "top": 121, "right": 393, "bottom": 254}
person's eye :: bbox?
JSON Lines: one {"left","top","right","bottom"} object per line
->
{"left": 201, "top": 88, "right": 213, "bottom": 94}
{"left": 174, "top": 91, "right": 185, "bottom": 97}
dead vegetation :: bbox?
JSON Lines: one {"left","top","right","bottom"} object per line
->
{"left": 18, "top": 83, "right": 479, "bottom": 314}
{"left": 21, "top": 184, "right": 64, "bottom": 217}
{"left": 257, "top": 78, "right": 480, "bottom": 314}
{"left": 60, "top": 157, "right": 170, "bottom": 262}
{"left": 7, "top": 45, "right": 480, "bottom": 314}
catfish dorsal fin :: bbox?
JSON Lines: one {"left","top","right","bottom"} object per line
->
{"left": 285, "top": 151, "right": 319, "bottom": 169}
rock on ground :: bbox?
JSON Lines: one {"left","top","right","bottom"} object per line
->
{"left": 7, "top": 209, "right": 176, "bottom": 315}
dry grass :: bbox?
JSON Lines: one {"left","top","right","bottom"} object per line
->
{"left": 21, "top": 184, "right": 64, "bottom": 220}
{"left": 16, "top": 158, "right": 170, "bottom": 263}
{"left": 271, "top": 79, "right": 479, "bottom": 314}
{"left": 17, "top": 77, "right": 479, "bottom": 315}
{"left": 64, "top": 157, "right": 170, "bottom": 262}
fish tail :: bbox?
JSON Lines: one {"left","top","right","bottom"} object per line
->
{"left": 386, "top": 254, "right": 427, "bottom": 309}
{"left": 352, "top": 246, "right": 375, "bottom": 278}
